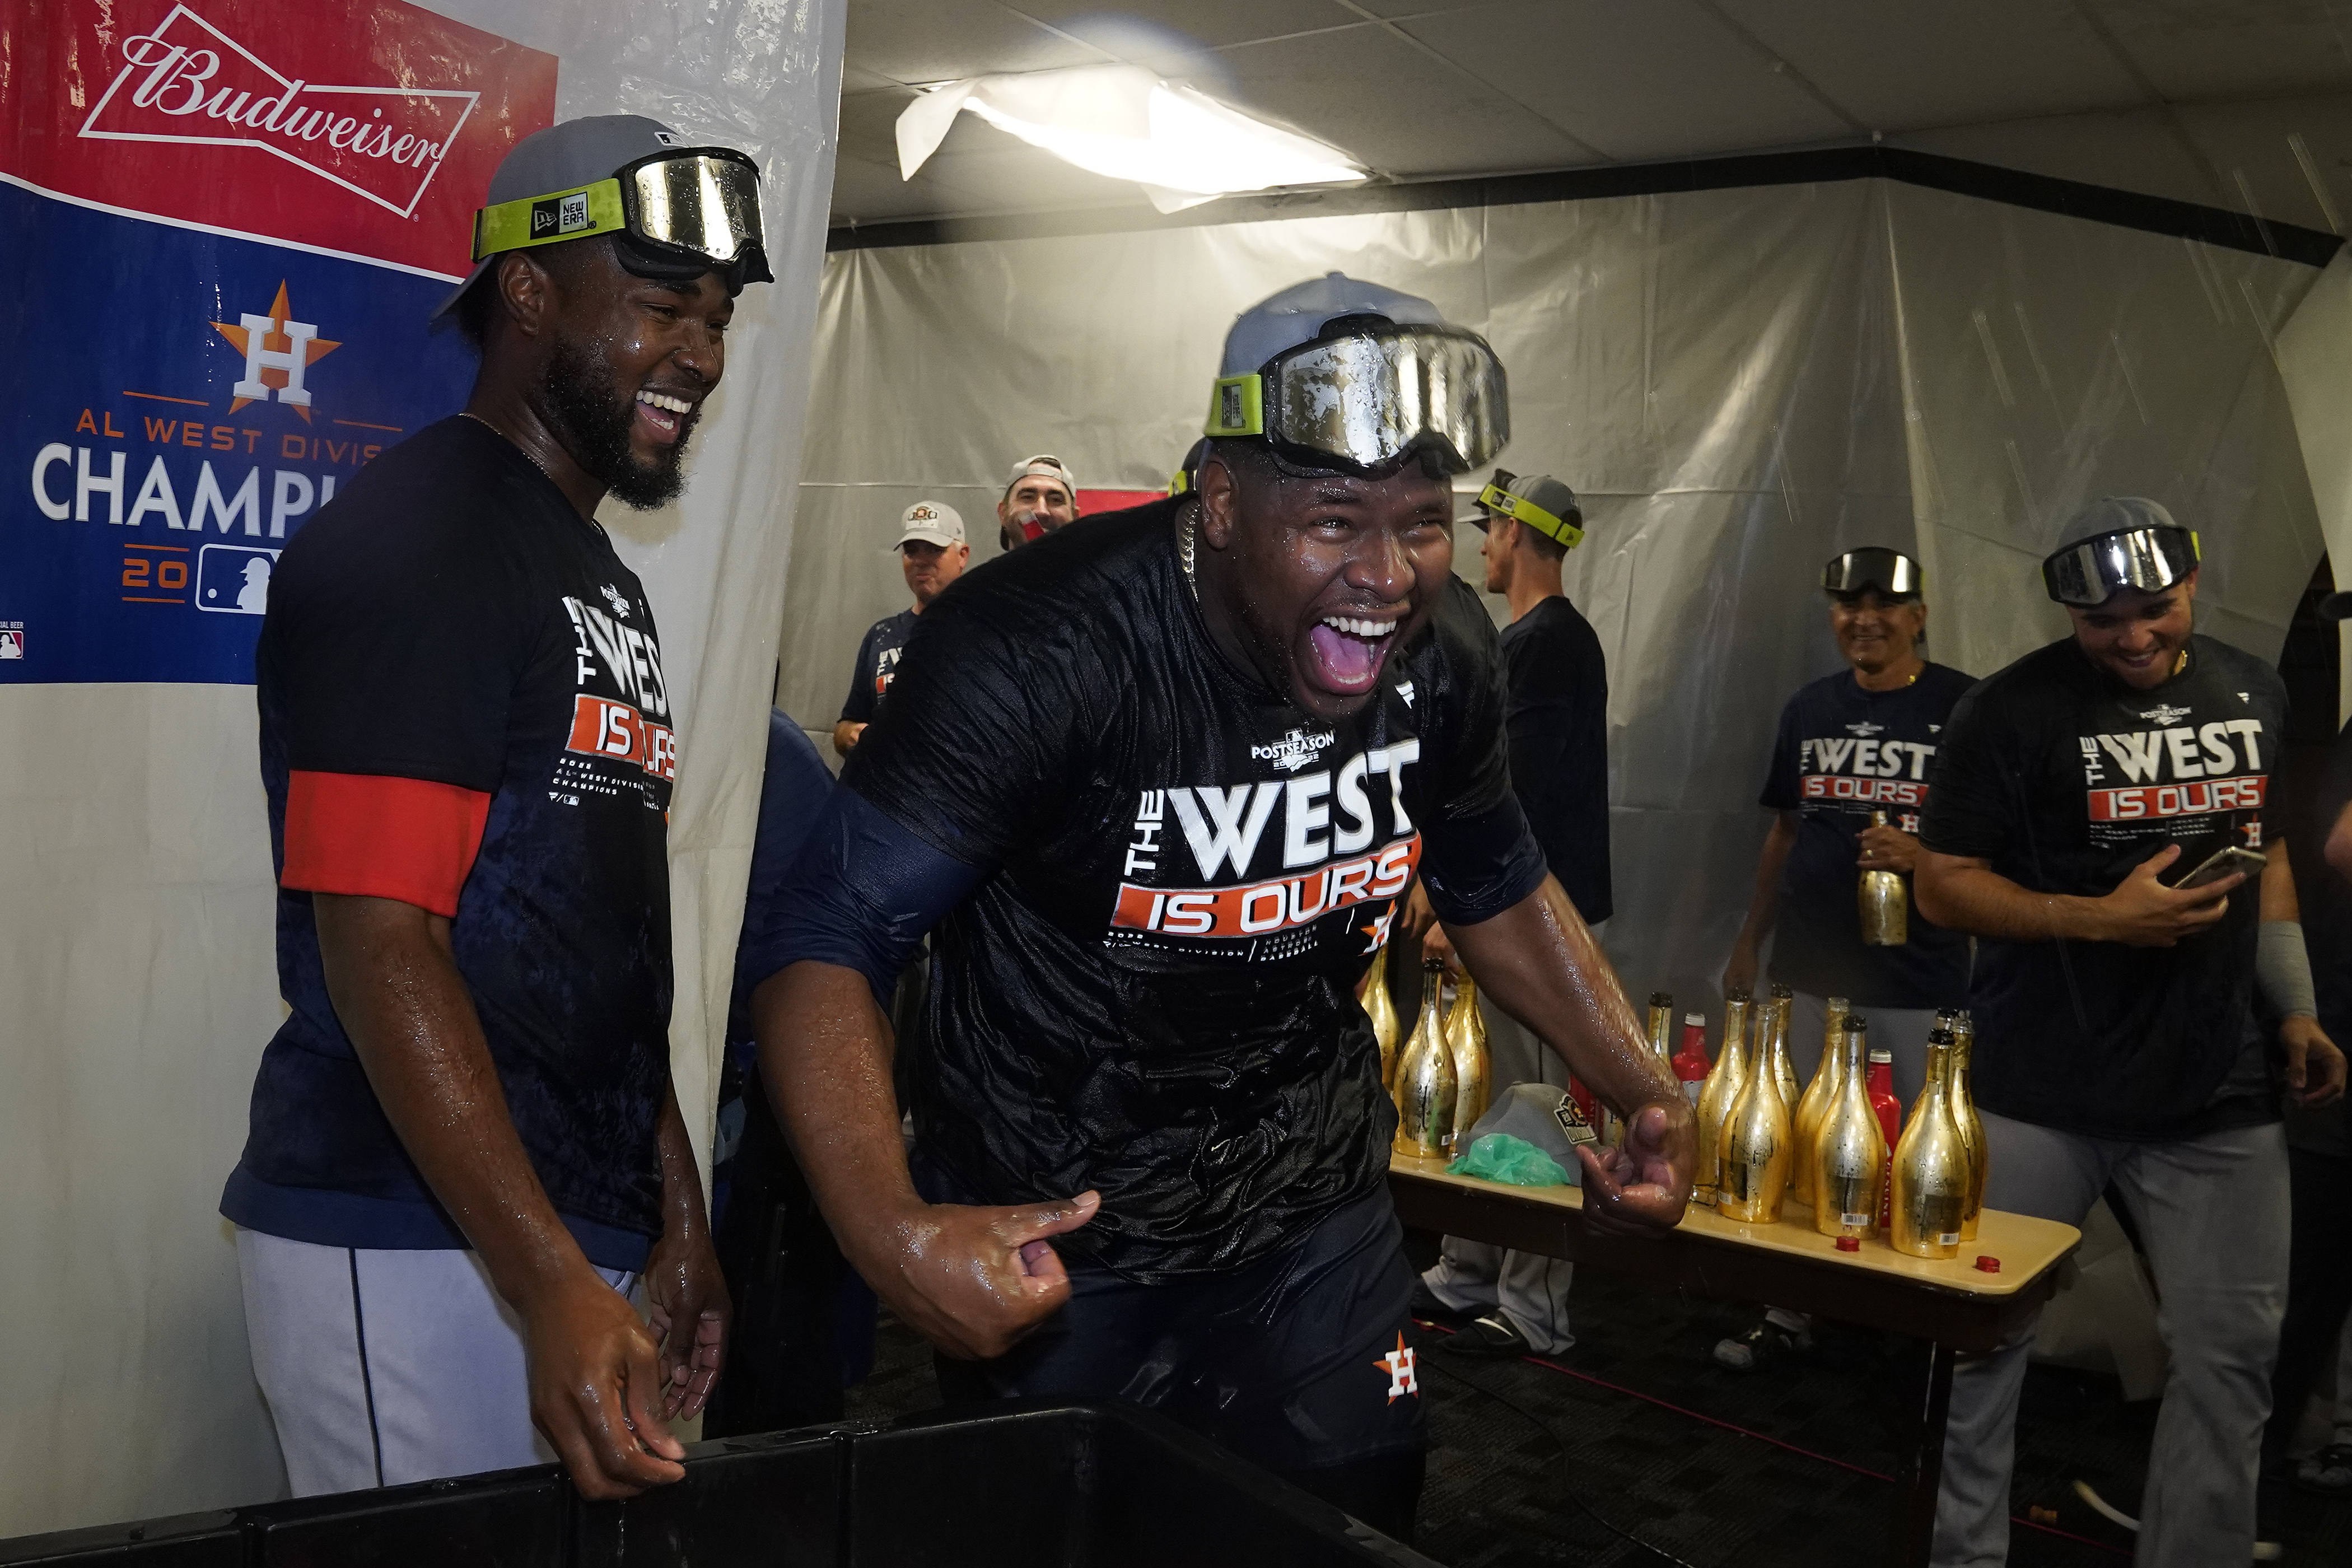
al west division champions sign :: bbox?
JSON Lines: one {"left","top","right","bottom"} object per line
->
{"left": 1, "top": 0, "right": 556, "bottom": 683}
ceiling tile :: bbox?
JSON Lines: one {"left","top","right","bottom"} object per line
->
{"left": 1396, "top": 0, "right": 1853, "bottom": 162}
{"left": 1008, "top": 1, "right": 1361, "bottom": 52}
{"left": 1719, "top": 0, "right": 2145, "bottom": 132}
{"left": 841, "top": 63, "right": 907, "bottom": 92}
{"left": 844, "top": 0, "right": 1107, "bottom": 85}
{"left": 836, "top": 86, "right": 921, "bottom": 167}
{"left": 2091, "top": 0, "right": 2352, "bottom": 102}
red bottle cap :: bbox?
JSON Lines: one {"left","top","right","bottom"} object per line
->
{"left": 1974, "top": 1255, "right": 2000, "bottom": 1273}
{"left": 1835, "top": 1236, "right": 1860, "bottom": 1252}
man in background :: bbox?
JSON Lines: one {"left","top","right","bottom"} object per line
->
{"left": 835, "top": 500, "right": 968, "bottom": 758}
{"left": 1714, "top": 548, "right": 1973, "bottom": 1371}
{"left": 996, "top": 453, "right": 1079, "bottom": 552}
{"left": 1917, "top": 498, "right": 2344, "bottom": 1567}
{"left": 1409, "top": 470, "right": 1611, "bottom": 1360}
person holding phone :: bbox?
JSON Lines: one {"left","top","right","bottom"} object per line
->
{"left": 1914, "top": 498, "right": 2345, "bottom": 1567}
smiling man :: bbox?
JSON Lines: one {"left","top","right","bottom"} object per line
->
{"left": 744, "top": 276, "right": 1691, "bottom": 1539}
{"left": 1915, "top": 498, "right": 2345, "bottom": 1567}
{"left": 221, "top": 116, "right": 767, "bottom": 1501}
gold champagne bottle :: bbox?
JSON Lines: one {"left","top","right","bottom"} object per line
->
{"left": 1789, "top": 995, "right": 1851, "bottom": 1209}
{"left": 1362, "top": 945, "right": 1403, "bottom": 1091}
{"left": 1859, "top": 809, "right": 1909, "bottom": 945}
{"left": 1890, "top": 1033, "right": 1969, "bottom": 1258}
{"left": 1444, "top": 972, "right": 1490, "bottom": 1152}
{"left": 1949, "top": 1011, "right": 1987, "bottom": 1243}
{"left": 1769, "top": 984, "right": 1802, "bottom": 1118}
{"left": 1718, "top": 998, "right": 1794, "bottom": 1224}
{"left": 1810, "top": 1018, "right": 1887, "bottom": 1240}
{"left": 1392, "top": 959, "right": 1457, "bottom": 1158}
{"left": 1645, "top": 991, "right": 1676, "bottom": 1071}
{"left": 1693, "top": 990, "right": 1752, "bottom": 1207}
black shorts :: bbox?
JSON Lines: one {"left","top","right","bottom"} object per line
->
{"left": 927, "top": 1183, "right": 1426, "bottom": 1478}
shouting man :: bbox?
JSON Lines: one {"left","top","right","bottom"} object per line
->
{"left": 222, "top": 116, "right": 766, "bottom": 1500}
{"left": 746, "top": 275, "right": 1692, "bottom": 1540}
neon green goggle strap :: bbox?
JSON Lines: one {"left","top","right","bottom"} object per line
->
{"left": 472, "top": 178, "right": 628, "bottom": 262}
{"left": 1204, "top": 374, "right": 1264, "bottom": 440}
{"left": 1478, "top": 481, "right": 1583, "bottom": 550}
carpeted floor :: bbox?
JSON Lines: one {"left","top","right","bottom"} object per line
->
{"left": 842, "top": 1268, "right": 2351, "bottom": 1566}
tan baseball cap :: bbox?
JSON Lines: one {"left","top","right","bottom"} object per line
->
{"left": 1004, "top": 454, "right": 1077, "bottom": 503}
{"left": 897, "top": 500, "right": 965, "bottom": 549}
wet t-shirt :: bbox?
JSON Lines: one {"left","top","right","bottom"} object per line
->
{"left": 837, "top": 500, "right": 1546, "bottom": 1280}
{"left": 1760, "top": 664, "right": 1974, "bottom": 1009}
{"left": 1921, "top": 635, "right": 2285, "bottom": 1140}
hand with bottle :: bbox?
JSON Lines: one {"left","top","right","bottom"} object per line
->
{"left": 1398, "top": 880, "right": 1461, "bottom": 974}
{"left": 1855, "top": 818, "right": 1920, "bottom": 873}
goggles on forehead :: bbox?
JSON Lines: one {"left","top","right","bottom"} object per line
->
{"left": 1477, "top": 480, "right": 1582, "bottom": 549}
{"left": 1202, "top": 324, "right": 1509, "bottom": 475}
{"left": 1823, "top": 548, "right": 1922, "bottom": 600}
{"left": 2041, "top": 526, "right": 2199, "bottom": 606}
{"left": 472, "top": 148, "right": 773, "bottom": 287}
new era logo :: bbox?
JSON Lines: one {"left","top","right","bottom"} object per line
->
{"left": 79, "top": 3, "right": 480, "bottom": 220}
{"left": 530, "top": 189, "right": 593, "bottom": 239}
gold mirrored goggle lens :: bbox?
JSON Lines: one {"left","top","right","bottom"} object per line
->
{"left": 628, "top": 155, "right": 763, "bottom": 263}
{"left": 1203, "top": 329, "right": 1509, "bottom": 473}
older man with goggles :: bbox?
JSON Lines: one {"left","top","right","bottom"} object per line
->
{"left": 743, "top": 273, "right": 1690, "bottom": 1541}
{"left": 1915, "top": 497, "right": 2344, "bottom": 1566}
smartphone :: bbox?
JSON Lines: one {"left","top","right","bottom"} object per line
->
{"left": 2170, "top": 844, "right": 2267, "bottom": 891}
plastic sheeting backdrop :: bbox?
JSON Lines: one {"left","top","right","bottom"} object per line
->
{"left": 0, "top": 0, "right": 843, "bottom": 1535}
{"left": 786, "top": 179, "right": 2330, "bottom": 1019}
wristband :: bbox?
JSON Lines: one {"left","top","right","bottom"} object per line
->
{"left": 2258, "top": 919, "right": 2318, "bottom": 1020}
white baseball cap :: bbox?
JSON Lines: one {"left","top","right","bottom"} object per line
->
{"left": 1004, "top": 454, "right": 1077, "bottom": 503}
{"left": 897, "top": 500, "right": 965, "bottom": 548}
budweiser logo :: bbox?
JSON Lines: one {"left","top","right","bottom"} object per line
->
{"left": 79, "top": 3, "right": 479, "bottom": 219}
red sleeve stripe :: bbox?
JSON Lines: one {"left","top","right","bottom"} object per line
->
{"left": 282, "top": 771, "right": 492, "bottom": 918}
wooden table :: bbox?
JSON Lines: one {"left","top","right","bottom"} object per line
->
{"left": 1388, "top": 1154, "right": 2082, "bottom": 1565}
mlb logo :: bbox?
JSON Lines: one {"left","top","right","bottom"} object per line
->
{"left": 196, "top": 545, "right": 282, "bottom": 616}
{"left": 0, "top": 624, "right": 22, "bottom": 660}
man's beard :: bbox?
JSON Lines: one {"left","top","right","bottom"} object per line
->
{"left": 536, "top": 336, "right": 702, "bottom": 509}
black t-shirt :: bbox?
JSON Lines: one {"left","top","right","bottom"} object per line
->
{"left": 221, "top": 417, "right": 675, "bottom": 1269}
{"left": 837, "top": 500, "right": 1546, "bottom": 1281}
{"left": 1498, "top": 596, "right": 1613, "bottom": 923}
{"left": 839, "top": 608, "right": 916, "bottom": 725}
{"left": 1760, "top": 663, "right": 1975, "bottom": 1008}
{"left": 1921, "top": 634, "right": 2285, "bottom": 1140}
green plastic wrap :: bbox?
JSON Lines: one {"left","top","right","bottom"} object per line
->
{"left": 1446, "top": 1132, "right": 1569, "bottom": 1187}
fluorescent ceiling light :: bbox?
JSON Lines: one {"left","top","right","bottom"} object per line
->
{"left": 897, "top": 64, "right": 1364, "bottom": 214}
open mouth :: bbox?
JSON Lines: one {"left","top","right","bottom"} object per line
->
{"left": 634, "top": 389, "right": 697, "bottom": 444}
{"left": 1306, "top": 612, "right": 1402, "bottom": 695}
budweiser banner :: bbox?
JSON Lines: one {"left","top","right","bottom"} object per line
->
{"left": 1, "top": 0, "right": 556, "bottom": 683}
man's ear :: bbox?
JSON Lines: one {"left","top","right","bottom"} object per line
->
{"left": 1198, "top": 453, "right": 1240, "bottom": 550}
{"left": 494, "top": 250, "right": 557, "bottom": 341}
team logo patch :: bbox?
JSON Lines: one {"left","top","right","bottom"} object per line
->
{"left": 1375, "top": 1334, "right": 1418, "bottom": 1403}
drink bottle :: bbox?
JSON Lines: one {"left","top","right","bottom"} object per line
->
{"left": 1810, "top": 1018, "right": 1886, "bottom": 1241}
{"left": 1865, "top": 1046, "right": 1901, "bottom": 1232}
{"left": 1890, "top": 1032, "right": 1969, "bottom": 1258}
{"left": 1362, "top": 944, "right": 1403, "bottom": 1091}
{"left": 1859, "top": 809, "right": 1909, "bottom": 945}
{"left": 1719, "top": 995, "right": 1794, "bottom": 1223}
{"left": 1790, "top": 995, "right": 1851, "bottom": 1208}
{"left": 1444, "top": 972, "right": 1491, "bottom": 1152}
{"left": 1671, "top": 1012, "right": 1711, "bottom": 1108}
{"left": 1392, "top": 959, "right": 1457, "bottom": 1158}
{"left": 1768, "top": 984, "right": 1802, "bottom": 1124}
{"left": 1693, "top": 991, "right": 1751, "bottom": 1206}
{"left": 1645, "top": 992, "right": 1676, "bottom": 1069}
{"left": 1949, "top": 1011, "right": 1987, "bottom": 1242}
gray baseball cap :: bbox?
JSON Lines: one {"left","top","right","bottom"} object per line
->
{"left": 1463, "top": 470, "right": 1583, "bottom": 549}
{"left": 432, "top": 114, "right": 771, "bottom": 322}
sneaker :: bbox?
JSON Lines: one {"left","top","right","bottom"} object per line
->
{"left": 2294, "top": 1443, "right": 2352, "bottom": 1498}
{"left": 1712, "top": 1312, "right": 1813, "bottom": 1373}
{"left": 1437, "top": 1313, "right": 1536, "bottom": 1360}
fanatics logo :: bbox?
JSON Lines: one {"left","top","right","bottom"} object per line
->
{"left": 1375, "top": 1334, "right": 1418, "bottom": 1402}
{"left": 1396, "top": 679, "right": 1416, "bottom": 708}
{"left": 2136, "top": 703, "right": 2191, "bottom": 725}
{"left": 79, "top": 3, "right": 480, "bottom": 219}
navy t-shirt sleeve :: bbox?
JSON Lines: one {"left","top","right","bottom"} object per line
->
{"left": 1917, "top": 681, "right": 2012, "bottom": 860}
{"left": 839, "top": 623, "right": 882, "bottom": 725}
{"left": 1759, "top": 694, "right": 1803, "bottom": 812}
{"left": 1414, "top": 582, "right": 1548, "bottom": 925}
{"left": 728, "top": 710, "right": 838, "bottom": 1027}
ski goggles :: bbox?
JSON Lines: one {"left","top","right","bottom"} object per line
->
{"left": 1822, "top": 548, "right": 1922, "bottom": 600}
{"left": 1202, "top": 324, "right": 1509, "bottom": 475}
{"left": 2041, "top": 525, "right": 2199, "bottom": 606}
{"left": 1476, "top": 478, "right": 1582, "bottom": 549}
{"left": 471, "top": 148, "right": 773, "bottom": 288}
